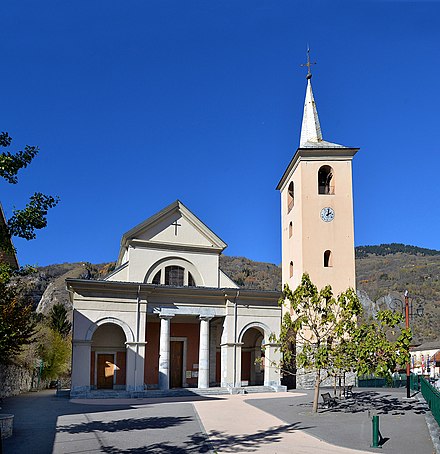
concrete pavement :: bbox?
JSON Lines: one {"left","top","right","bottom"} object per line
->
{"left": 1, "top": 388, "right": 436, "bottom": 453}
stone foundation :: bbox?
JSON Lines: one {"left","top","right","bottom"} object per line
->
{"left": 296, "top": 369, "right": 356, "bottom": 389}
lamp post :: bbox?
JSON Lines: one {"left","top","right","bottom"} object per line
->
{"left": 404, "top": 290, "right": 411, "bottom": 398}
{"left": 390, "top": 291, "right": 424, "bottom": 398}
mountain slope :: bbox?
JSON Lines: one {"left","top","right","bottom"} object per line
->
{"left": 16, "top": 243, "right": 440, "bottom": 345}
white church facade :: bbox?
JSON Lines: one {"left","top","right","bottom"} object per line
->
{"left": 68, "top": 201, "right": 283, "bottom": 397}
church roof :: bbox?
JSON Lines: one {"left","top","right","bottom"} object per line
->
{"left": 116, "top": 200, "right": 227, "bottom": 265}
{"left": 299, "top": 77, "right": 347, "bottom": 149}
{"left": 276, "top": 69, "right": 359, "bottom": 191}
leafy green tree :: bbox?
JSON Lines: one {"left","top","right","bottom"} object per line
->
{"left": 350, "top": 310, "right": 411, "bottom": 377}
{"left": 279, "top": 273, "right": 362, "bottom": 412}
{"left": 0, "top": 131, "right": 58, "bottom": 361}
{"left": 278, "top": 274, "right": 412, "bottom": 412}
{"left": 0, "top": 266, "right": 36, "bottom": 362}
{"left": 0, "top": 131, "right": 59, "bottom": 253}
{"left": 49, "top": 303, "right": 71, "bottom": 338}
{"left": 38, "top": 325, "right": 71, "bottom": 380}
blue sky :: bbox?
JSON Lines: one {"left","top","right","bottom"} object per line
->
{"left": 1, "top": 1, "right": 439, "bottom": 267}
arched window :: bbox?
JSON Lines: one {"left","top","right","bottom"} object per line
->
{"left": 324, "top": 250, "right": 332, "bottom": 267}
{"left": 287, "top": 182, "right": 294, "bottom": 212}
{"left": 145, "top": 258, "right": 203, "bottom": 287}
{"left": 289, "top": 261, "right": 294, "bottom": 277}
{"left": 289, "top": 221, "right": 293, "bottom": 238}
{"left": 165, "top": 266, "right": 184, "bottom": 286}
{"left": 152, "top": 270, "right": 161, "bottom": 284}
{"left": 318, "top": 165, "right": 334, "bottom": 195}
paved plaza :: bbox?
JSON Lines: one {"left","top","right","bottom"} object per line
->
{"left": 1, "top": 387, "right": 437, "bottom": 453}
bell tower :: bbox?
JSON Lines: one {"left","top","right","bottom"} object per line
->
{"left": 277, "top": 52, "right": 358, "bottom": 296}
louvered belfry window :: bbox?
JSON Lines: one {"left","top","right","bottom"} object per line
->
{"left": 165, "top": 266, "right": 184, "bottom": 286}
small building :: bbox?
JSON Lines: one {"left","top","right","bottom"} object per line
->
{"left": 410, "top": 341, "right": 440, "bottom": 378}
{"left": 68, "top": 201, "right": 283, "bottom": 397}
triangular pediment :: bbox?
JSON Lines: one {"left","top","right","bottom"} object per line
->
{"left": 117, "top": 201, "right": 227, "bottom": 264}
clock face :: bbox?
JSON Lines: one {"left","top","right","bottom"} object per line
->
{"left": 320, "top": 207, "right": 335, "bottom": 222}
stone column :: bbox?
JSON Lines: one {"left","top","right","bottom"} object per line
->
{"left": 158, "top": 314, "right": 174, "bottom": 390}
{"left": 198, "top": 316, "right": 212, "bottom": 388}
{"left": 209, "top": 324, "right": 217, "bottom": 385}
{"left": 263, "top": 342, "right": 281, "bottom": 387}
{"left": 126, "top": 304, "right": 148, "bottom": 393}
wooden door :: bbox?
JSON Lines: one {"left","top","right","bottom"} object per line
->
{"left": 97, "top": 354, "right": 115, "bottom": 389}
{"left": 170, "top": 341, "right": 183, "bottom": 388}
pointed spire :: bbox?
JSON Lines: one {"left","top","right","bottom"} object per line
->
{"left": 299, "top": 78, "right": 323, "bottom": 146}
{"left": 298, "top": 48, "right": 346, "bottom": 149}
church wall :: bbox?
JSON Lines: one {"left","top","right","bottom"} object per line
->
{"left": 281, "top": 166, "right": 304, "bottom": 292}
{"left": 299, "top": 159, "right": 355, "bottom": 295}
{"left": 127, "top": 246, "right": 220, "bottom": 287}
{"left": 170, "top": 322, "right": 200, "bottom": 387}
{"left": 145, "top": 320, "right": 201, "bottom": 387}
{"left": 137, "top": 215, "right": 214, "bottom": 247}
{"left": 145, "top": 321, "right": 160, "bottom": 385}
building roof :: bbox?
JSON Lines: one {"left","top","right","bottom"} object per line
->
{"left": 299, "top": 77, "right": 348, "bottom": 149}
{"left": 411, "top": 340, "right": 440, "bottom": 352}
{"left": 277, "top": 74, "right": 359, "bottom": 191}
{"left": 116, "top": 200, "right": 228, "bottom": 265}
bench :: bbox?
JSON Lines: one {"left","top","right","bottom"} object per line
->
{"left": 321, "top": 392, "right": 338, "bottom": 408}
{"left": 344, "top": 385, "right": 353, "bottom": 398}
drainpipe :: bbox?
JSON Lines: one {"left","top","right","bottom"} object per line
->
{"left": 233, "top": 290, "right": 240, "bottom": 388}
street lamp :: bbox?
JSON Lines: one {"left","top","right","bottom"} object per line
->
{"left": 390, "top": 291, "right": 424, "bottom": 398}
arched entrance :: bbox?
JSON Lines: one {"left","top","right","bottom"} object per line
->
{"left": 91, "top": 323, "right": 127, "bottom": 390}
{"left": 241, "top": 327, "right": 264, "bottom": 386}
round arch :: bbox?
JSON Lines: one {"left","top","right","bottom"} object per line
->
{"left": 144, "top": 256, "right": 204, "bottom": 286}
{"left": 85, "top": 317, "right": 134, "bottom": 343}
{"left": 238, "top": 321, "right": 272, "bottom": 343}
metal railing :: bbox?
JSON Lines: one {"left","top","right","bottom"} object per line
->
{"left": 410, "top": 373, "right": 420, "bottom": 391}
{"left": 420, "top": 376, "right": 440, "bottom": 426}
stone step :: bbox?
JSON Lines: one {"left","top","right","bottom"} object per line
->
{"left": 70, "top": 385, "right": 281, "bottom": 399}
{"left": 243, "top": 386, "right": 276, "bottom": 394}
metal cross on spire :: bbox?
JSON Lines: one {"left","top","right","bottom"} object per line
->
{"left": 300, "top": 47, "right": 316, "bottom": 79}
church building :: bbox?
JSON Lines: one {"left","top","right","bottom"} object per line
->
{"left": 68, "top": 201, "right": 283, "bottom": 397}
{"left": 68, "top": 54, "right": 358, "bottom": 396}
{"left": 276, "top": 55, "right": 359, "bottom": 388}
{"left": 277, "top": 57, "right": 358, "bottom": 296}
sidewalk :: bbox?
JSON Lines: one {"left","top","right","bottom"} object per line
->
{"left": 1, "top": 388, "right": 436, "bottom": 453}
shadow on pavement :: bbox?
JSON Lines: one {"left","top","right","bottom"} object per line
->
{"left": 58, "top": 415, "right": 193, "bottom": 433}
{"left": 96, "top": 422, "right": 311, "bottom": 453}
{"left": 320, "top": 390, "right": 428, "bottom": 415}
{"left": 1, "top": 390, "right": 217, "bottom": 453}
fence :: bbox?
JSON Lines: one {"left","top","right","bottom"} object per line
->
{"left": 420, "top": 376, "right": 440, "bottom": 427}
{"left": 357, "top": 374, "right": 407, "bottom": 388}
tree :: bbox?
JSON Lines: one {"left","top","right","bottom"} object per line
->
{"left": 278, "top": 273, "right": 412, "bottom": 413}
{"left": 0, "top": 265, "right": 36, "bottom": 362}
{"left": 279, "top": 273, "right": 362, "bottom": 412}
{"left": 0, "top": 131, "right": 59, "bottom": 361}
{"left": 49, "top": 303, "right": 71, "bottom": 338}
{"left": 0, "top": 131, "right": 59, "bottom": 253}
{"left": 350, "top": 310, "right": 411, "bottom": 377}
{"left": 37, "top": 325, "right": 71, "bottom": 380}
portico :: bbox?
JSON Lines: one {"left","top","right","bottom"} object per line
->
{"left": 68, "top": 201, "right": 284, "bottom": 397}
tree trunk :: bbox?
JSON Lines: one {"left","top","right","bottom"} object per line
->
{"left": 312, "top": 369, "right": 321, "bottom": 412}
